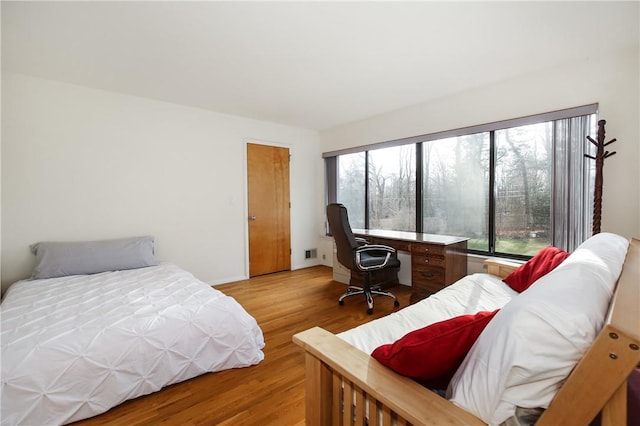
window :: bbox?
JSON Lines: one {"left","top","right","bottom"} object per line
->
{"left": 422, "top": 133, "right": 490, "bottom": 251}
{"left": 494, "top": 123, "right": 552, "bottom": 256}
{"left": 368, "top": 145, "right": 416, "bottom": 232}
{"left": 337, "top": 152, "right": 366, "bottom": 229}
{"left": 325, "top": 105, "right": 597, "bottom": 258}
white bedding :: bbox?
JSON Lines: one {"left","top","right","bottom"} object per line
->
{"left": 1, "top": 263, "right": 265, "bottom": 426}
{"left": 338, "top": 273, "right": 518, "bottom": 354}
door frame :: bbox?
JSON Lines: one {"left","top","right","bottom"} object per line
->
{"left": 243, "top": 138, "right": 293, "bottom": 278}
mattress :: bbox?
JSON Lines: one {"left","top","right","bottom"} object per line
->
{"left": 338, "top": 273, "right": 518, "bottom": 354}
{"left": 1, "top": 263, "right": 265, "bottom": 425}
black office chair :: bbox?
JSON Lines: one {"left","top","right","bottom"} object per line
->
{"left": 326, "top": 203, "right": 400, "bottom": 315}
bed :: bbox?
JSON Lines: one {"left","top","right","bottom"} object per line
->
{"left": 1, "top": 237, "right": 265, "bottom": 426}
{"left": 294, "top": 232, "right": 640, "bottom": 425}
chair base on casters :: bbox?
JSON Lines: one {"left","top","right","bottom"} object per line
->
{"left": 338, "top": 285, "right": 400, "bottom": 315}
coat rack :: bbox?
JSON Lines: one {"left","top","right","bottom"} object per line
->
{"left": 585, "top": 120, "right": 616, "bottom": 235}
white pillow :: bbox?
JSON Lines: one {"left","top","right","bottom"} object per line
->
{"left": 447, "top": 232, "right": 629, "bottom": 425}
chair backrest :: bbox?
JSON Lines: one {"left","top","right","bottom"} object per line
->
{"left": 326, "top": 203, "right": 359, "bottom": 270}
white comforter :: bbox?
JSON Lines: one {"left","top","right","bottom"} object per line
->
{"left": 1, "top": 263, "right": 265, "bottom": 426}
{"left": 338, "top": 273, "right": 518, "bottom": 354}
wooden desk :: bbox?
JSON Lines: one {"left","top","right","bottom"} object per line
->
{"left": 353, "top": 229, "right": 469, "bottom": 303}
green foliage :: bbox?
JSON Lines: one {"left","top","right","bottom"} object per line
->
{"left": 468, "top": 238, "right": 548, "bottom": 256}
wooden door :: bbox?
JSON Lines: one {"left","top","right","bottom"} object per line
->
{"left": 247, "top": 143, "right": 291, "bottom": 277}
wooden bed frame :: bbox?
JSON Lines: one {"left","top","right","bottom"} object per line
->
{"left": 293, "top": 238, "right": 639, "bottom": 426}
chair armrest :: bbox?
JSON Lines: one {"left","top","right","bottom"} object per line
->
{"left": 356, "top": 244, "right": 396, "bottom": 255}
{"left": 354, "top": 245, "right": 397, "bottom": 271}
{"left": 355, "top": 237, "right": 369, "bottom": 246}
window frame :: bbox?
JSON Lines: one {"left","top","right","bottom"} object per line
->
{"left": 325, "top": 104, "right": 598, "bottom": 259}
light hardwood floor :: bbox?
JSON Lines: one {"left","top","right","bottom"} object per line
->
{"left": 73, "top": 266, "right": 412, "bottom": 426}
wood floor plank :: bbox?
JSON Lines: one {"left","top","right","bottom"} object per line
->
{"left": 72, "top": 266, "right": 411, "bottom": 425}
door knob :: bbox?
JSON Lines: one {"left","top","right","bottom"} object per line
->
{"left": 248, "top": 215, "right": 257, "bottom": 221}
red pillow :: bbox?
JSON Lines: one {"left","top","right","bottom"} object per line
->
{"left": 503, "top": 246, "right": 570, "bottom": 292}
{"left": 371, "top": 310, "right": 499, "bottom": 389}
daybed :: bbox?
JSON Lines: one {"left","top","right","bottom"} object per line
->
{"left": 1, "top": 237, "right": 265, "bottom": 425}
{"left": 294, "top": 232, "right": 640, "bottom": 425}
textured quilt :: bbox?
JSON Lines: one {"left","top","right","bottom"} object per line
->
{"left": 338, "top": 272, "right": 518, "bottom": 354}
{"left": 1, "top": 263, "right": 265, "bottom": 425}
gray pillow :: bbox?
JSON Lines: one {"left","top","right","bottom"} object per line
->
{"left": 30, "top": 236, "right": 158, "bottom": 279}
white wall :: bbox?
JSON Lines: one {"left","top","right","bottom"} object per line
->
{"left": 1, "top": 73, "right": 323, "bottom": 293}
{"left": 320, "top": 48, "right": 640, "bottom": 241}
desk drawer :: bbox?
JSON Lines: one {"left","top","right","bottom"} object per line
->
{"left": 412, "top": 254, "right": 445, "bottom": 268}
{"left": 410, "top": 285, "right": 444, "bottom": 302}
{"left": 358, "top": 236, "right": 411, "bottom": 252}
{"left": 411, "top": 274, "right": 445, "bottom": 301}
{"left": 374, "top": 238, "right": 411, "bottom": 252}
{"left": 410, "top": 243, "right": 444, "bottom": 256}
{"left": 412, "top": 265, "right": 445, "bottom": 285}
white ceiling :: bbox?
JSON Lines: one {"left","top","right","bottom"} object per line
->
{"left": 2, "top": 1, "right": 638, "bottom": 131}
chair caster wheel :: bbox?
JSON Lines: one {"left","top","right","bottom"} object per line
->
{"left": 367, "top": 308, "right": 373, "bottom": 315}
{"left": 339, "top": 300, "right": 344, "bottom": 306}
{"left": 394, "top": 301, "right": 400, "bottom": 307}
